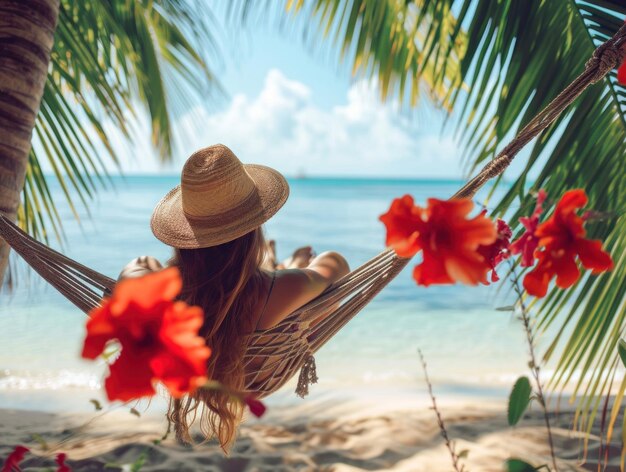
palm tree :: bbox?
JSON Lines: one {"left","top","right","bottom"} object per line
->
{"left": 0, "top": 0, "right": 59, "bottom": 284}
{"left": 233, "top": 0, "right": 626, "bottom": 440}
{"left": 0, "top": 0, "right": 221, "bottom": 284}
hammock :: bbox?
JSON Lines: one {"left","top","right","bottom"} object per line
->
{"left": 1, "top": 26, "right": 624, "bottom": 399}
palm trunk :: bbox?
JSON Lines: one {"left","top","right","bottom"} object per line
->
{"left": 0, "top": 0, "right": 59, "bottom": 285}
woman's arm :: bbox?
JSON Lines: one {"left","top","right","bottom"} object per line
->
{"left": 255, "top": 251, "right": 350, "bottom": 330}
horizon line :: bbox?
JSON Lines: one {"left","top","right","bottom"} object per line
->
{"left": 43, "top": 173, "right": 481, "bottom": 183}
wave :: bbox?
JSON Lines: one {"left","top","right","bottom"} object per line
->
{"left": 0, "top": 369, "right": 101, "bottom": 391}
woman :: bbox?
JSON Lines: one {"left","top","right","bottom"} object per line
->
{"left": 139, "top": 144, "right": 349, "bottom": 449}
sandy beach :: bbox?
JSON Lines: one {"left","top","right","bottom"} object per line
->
{"left": 0, "top": 392, "right": 614, "bottom": 471}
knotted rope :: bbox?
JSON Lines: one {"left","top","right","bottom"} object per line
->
{"left": 295, "top": 353, "right": 318, "bottom": 398}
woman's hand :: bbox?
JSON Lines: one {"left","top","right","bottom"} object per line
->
{"left": 281, "top": 246, "right": 315, "bottom": 269}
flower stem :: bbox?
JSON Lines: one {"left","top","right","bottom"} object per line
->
{"left": 508, "top": 261, "right": 558, "bottom": 471}
{"left": 418, "top": 349, "right": 466, "bottom": 472}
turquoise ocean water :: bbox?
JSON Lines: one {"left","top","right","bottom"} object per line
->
{"left": 0, "top": 176, "right": 550, "bottom": 411}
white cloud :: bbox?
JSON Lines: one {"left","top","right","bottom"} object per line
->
{"left": 167, "top": 69, "right": 463, "bottom": 178}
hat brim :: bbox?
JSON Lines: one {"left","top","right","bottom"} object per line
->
{"left": 150, "top": 164, "right": 289, "bottom": 248}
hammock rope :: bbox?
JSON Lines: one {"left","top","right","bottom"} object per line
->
{"left": 1, "top": 24, "right": 625, "bottom": 399}
{"left": 452, "top": 22, "right": 626, "bottom": 200}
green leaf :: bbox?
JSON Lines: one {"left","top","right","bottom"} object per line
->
{"left": 508, "top": 376, "right": 532, "bottom": 426}
{"left": 618, "top": 339, "right": 626, "bottom": 368}
{"left": 31, "top": 433, "right": 49, "bottom": 451}
{"left": 505, "top": 458, "right": 539, "bottom": 472}
{"left": 130, "top": 449, "right": 148, "bottom": 472}
{"left": 457, "top": 449, "right": 469, "bottom": 459}
{"left": 496, "top": 305, "right": 516, "bottom": 312}
{"left": 89, "top": 399, "right": 103, "bottom": 411}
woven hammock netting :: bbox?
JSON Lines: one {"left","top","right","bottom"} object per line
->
{"left": 1, "top": 25, "right": 625, "bottom": 399}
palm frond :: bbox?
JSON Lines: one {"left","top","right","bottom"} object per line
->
{"left": 432, "top": 0, "right": 626, "bottom": 437}
{"left": 227, "top": 0, "right": 464, "bottom": 108}
{"left": 20, "top": 0, "right": 223, "bottom": 242}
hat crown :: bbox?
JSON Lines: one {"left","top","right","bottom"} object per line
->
{"left": 151, "top": 143, "right": 289, "bottom": 249}
{"left": 181, "top": 144, "right": 256, "bottom": 218}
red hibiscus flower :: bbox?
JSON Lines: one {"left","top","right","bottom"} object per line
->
{"left": 379, "top": 195, "right": 424, "bottom": 257}
{"left": 477, "top": 218, "right": 513, "bottom": 282}
{"left": 1, "top": 446, "right": 29, "bottom": 472}
{"left": 244, "top": 395, "right": 267, "bottom": 418}
{"left": 510, "top": 189, "right": 547, "bottom": 267}
{"left": 523, "top": 189, "right": 614, "bottom": 297}
{"left": 82, "top": 267, "right": 211, "bottom": 402}
{"left": 380, "top": 196, "right": 497, "bottom": 286}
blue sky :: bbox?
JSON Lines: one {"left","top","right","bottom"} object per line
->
{"left": 116, "top": 9, "right": 468, "bottom": 179}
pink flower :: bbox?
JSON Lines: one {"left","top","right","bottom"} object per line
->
{"left": 477, "top": 218, "right": 513, "bottom": 282}
{"left": 1, "top": 446, "right": 29, "bottom": 472}
{"left": 55, "top": 453, "right": 71, "bottom": 472}
{"left": 510, "top": 189, "right": 547, "bottom": 267}
{"left": 244, "top": 395, "right": 267, "bottom": 417}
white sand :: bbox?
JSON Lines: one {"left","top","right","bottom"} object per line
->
{"left": 0, "top": 392, "right": 612, "bottom": 471}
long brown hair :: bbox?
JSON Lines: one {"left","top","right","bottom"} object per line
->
{"left": 166, "top": 227, "right": 266, "bottom": 450}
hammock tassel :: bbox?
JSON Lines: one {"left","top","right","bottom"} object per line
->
{"left": 295, "top": 353, "right": 318, "bottom": 398}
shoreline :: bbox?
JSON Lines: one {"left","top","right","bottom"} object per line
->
{"left": 0, "top": 373, "right": 595, "bottom": 416}
{"left": 0, "top": 380, "right": 515, "bottom": 417}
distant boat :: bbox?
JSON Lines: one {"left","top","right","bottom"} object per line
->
{"left": 295, "top": 169, "right": 308, "bottom": 180}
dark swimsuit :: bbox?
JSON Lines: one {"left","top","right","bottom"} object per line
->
{"left": 255, "top": 272, "right": 276, "bottom": 332}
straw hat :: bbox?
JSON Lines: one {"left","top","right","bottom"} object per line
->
{"left": 150, "top": 144, "right": 289, "bottom": 248}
